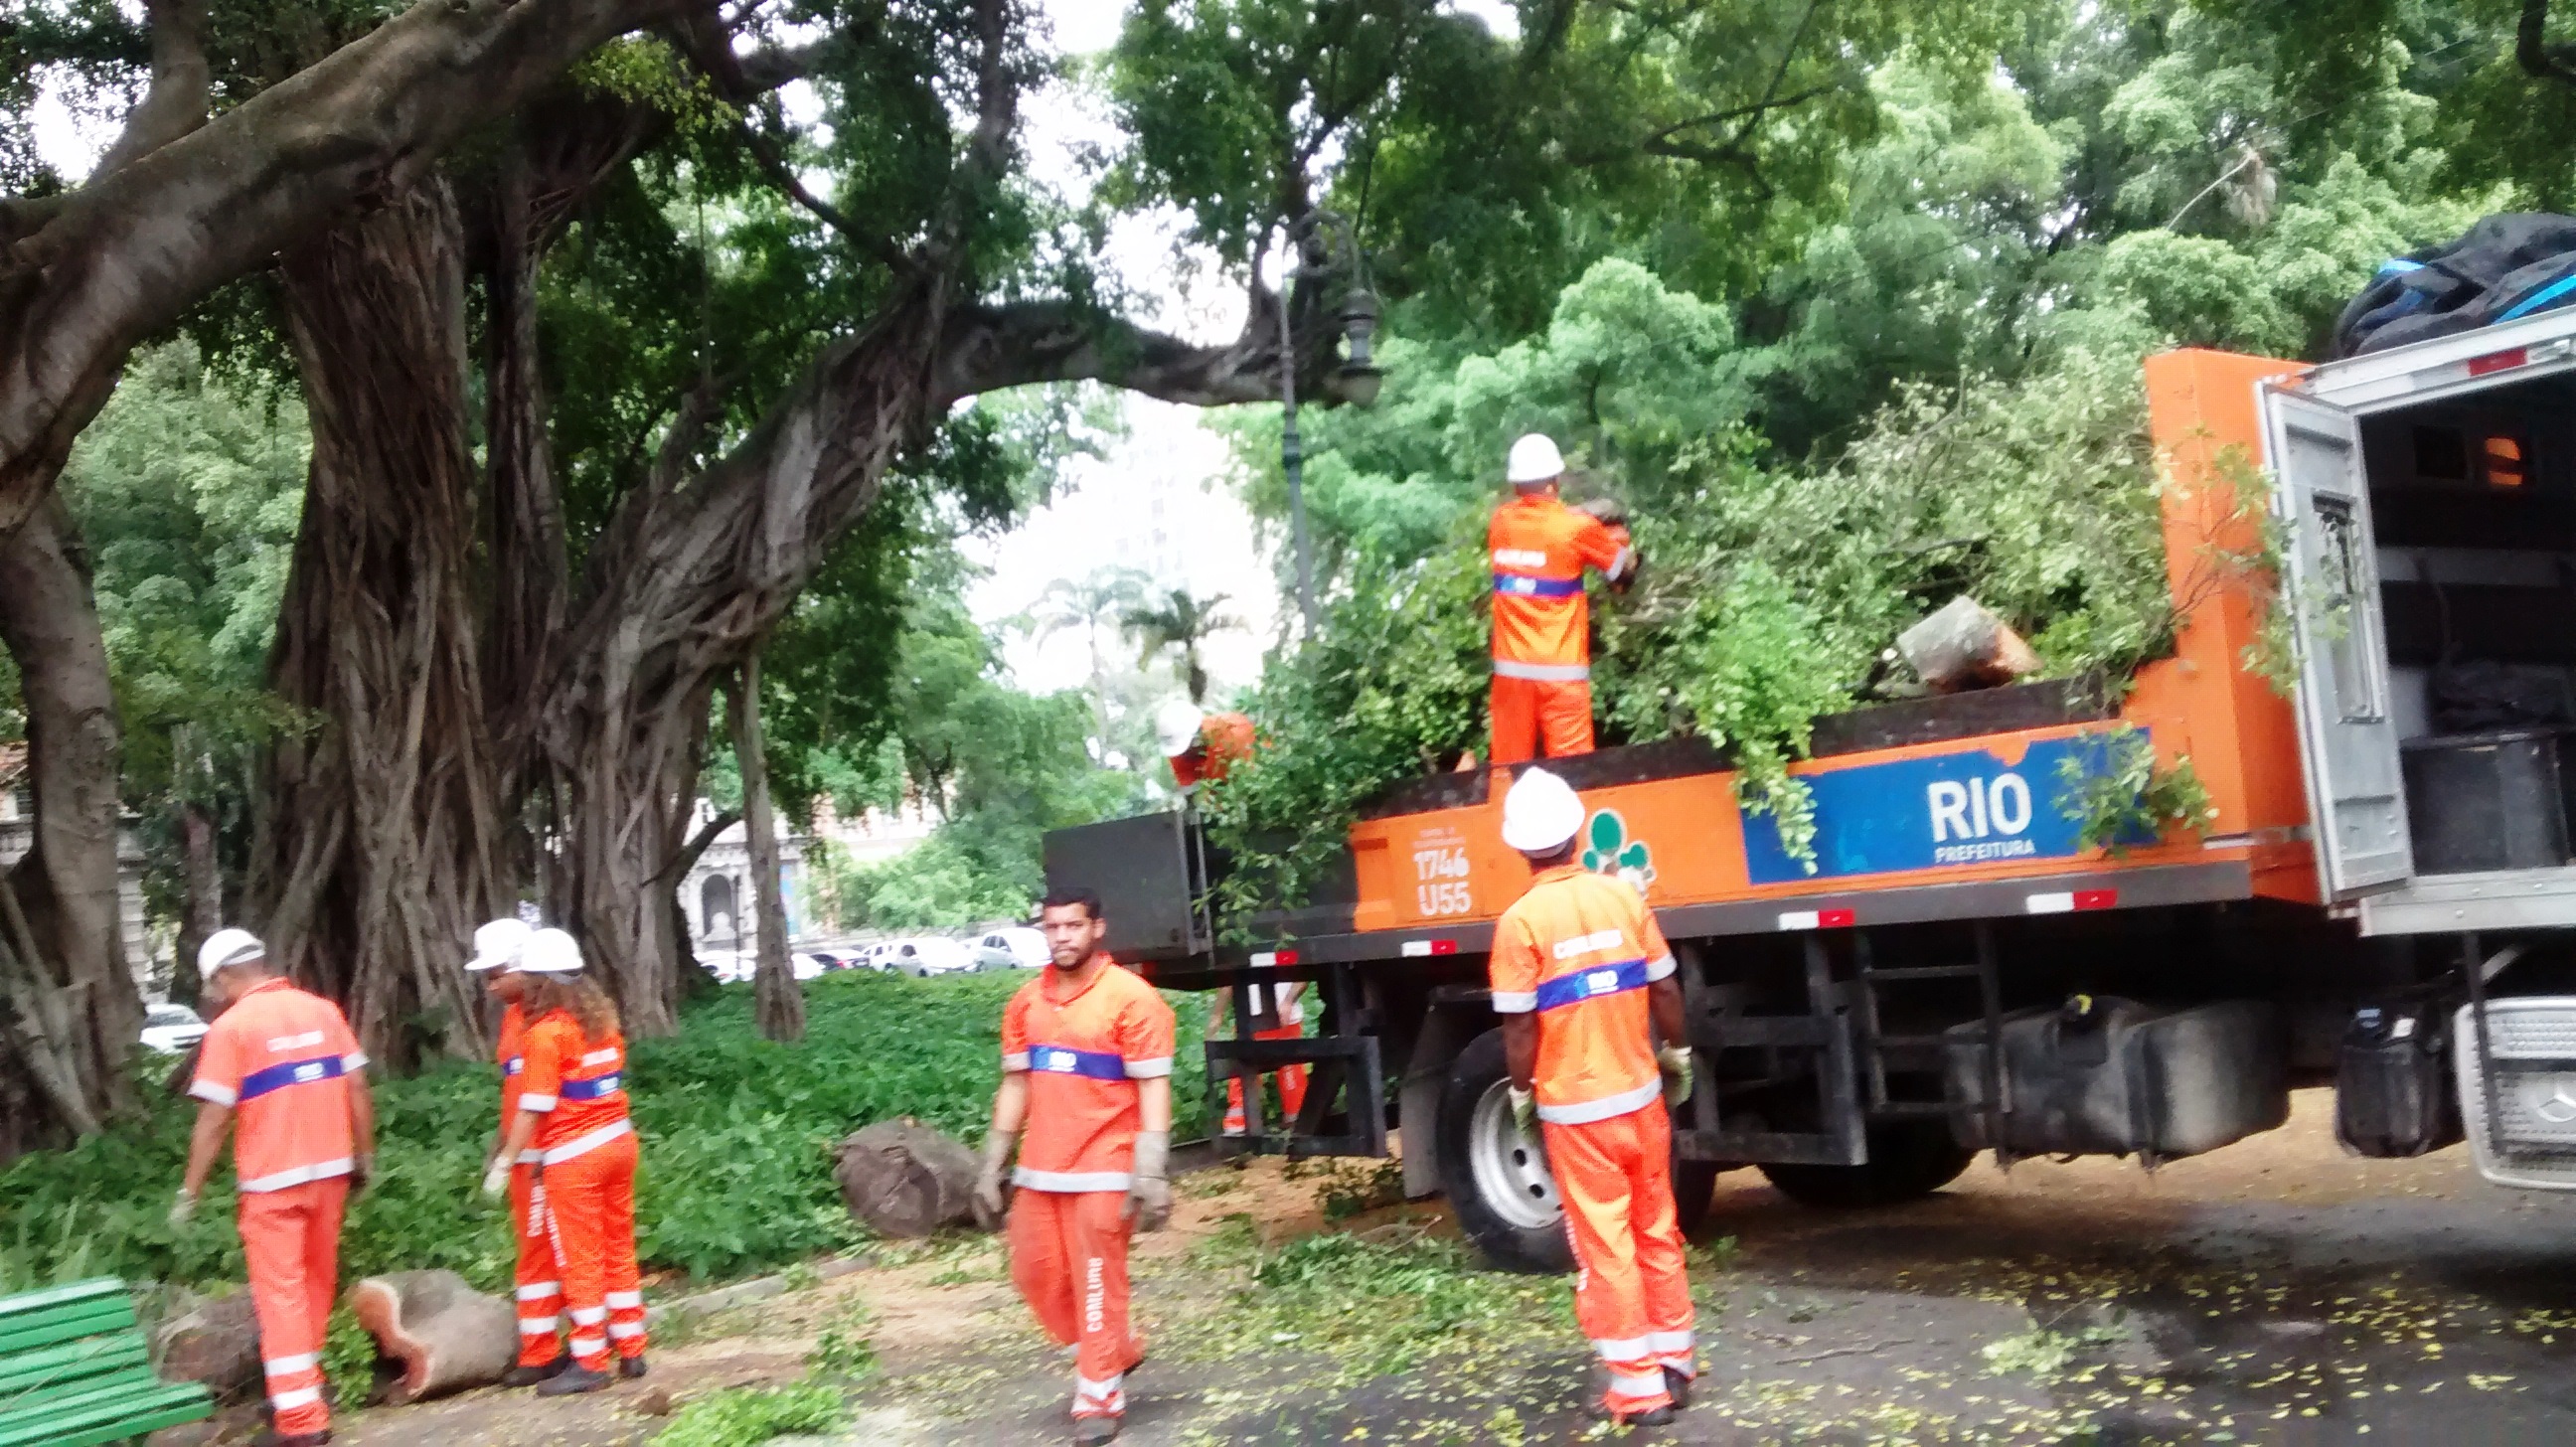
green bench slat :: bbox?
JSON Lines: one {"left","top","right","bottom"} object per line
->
{"left": 0, "top": 1296, "right": 135, "bottom": 1357}
{"left": 0, "top": 1279, "right": 125, "bottom": 1320}
{"left": 0, "top": 1380, "right": 215, "bottom": 1447}
{"left": 0, "top": 1334, "right": 148, "bottom": 1395}
{"left": 2, "top": 1363, "right": 161, "bottom": 1416}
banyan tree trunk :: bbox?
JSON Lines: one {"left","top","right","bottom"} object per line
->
{"left": 0, "top": 496, "right": 137, "bottom": 1150}
{"left": 729, "top": 656, "right": 804, "bottom": 1043}
{"left": 254, "top": 180, "right": 507, "bottom": 1066}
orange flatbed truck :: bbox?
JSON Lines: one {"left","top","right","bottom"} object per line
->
{"left": 1047, "top": 315, "right": 2576, "bottom": 1270}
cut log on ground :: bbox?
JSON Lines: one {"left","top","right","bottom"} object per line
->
{"left": 153, "top": 1288, "right": 262, "bottom": 1398}
{"left": 837, "top": 1118, "right": 981, "bottom": 1238}
{"left": 347, "top": 1269, "right": 515, "bottom": 1404}
{"left": 1898, "top": 596, "right": 2045, "bottom": 694}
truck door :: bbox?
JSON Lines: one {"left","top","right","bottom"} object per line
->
{"left": 2261, "top": 386, "right": 2413, "bottom": 896}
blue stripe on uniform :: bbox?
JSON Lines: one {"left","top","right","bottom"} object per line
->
{"left": 562, "top": 1074, "right": 623, "bottom": 1100}
{"left": 504, "top": 1058, "right": 524, "bottom": 1076}
{"left": 1494, "top": 573, "right": 1583, "bottom": 599}
{"left": 1534, "top": 958, "right": 1649, "bottom": 1012}
{"left": 238, "top": 1054, "right": 346, "bottom": 1103}
{"left": 1027, "top": 1045, "right": 1129, "bottom": 1081}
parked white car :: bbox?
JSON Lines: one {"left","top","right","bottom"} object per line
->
{"left": 697, "top": 949, "right": 751, "bottom": 984}
{"left": 139, "top": 1003, "right": 208, "bottom": 1054}
{"left": 968, "top": 927, "right": 1049, "bottom": 971}
{"left": 880, "top": 937, "right": 973, "bottom": 977}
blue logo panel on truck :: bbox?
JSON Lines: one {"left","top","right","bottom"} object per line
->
{"left": 1741, "top": 735, "right": 2142, "bottom": 884}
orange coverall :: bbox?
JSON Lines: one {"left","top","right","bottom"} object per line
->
{"left": 496, "top": 1003, "right": 564, "bottom": 1369}
{"left": 519, "top": 1014, "right": 645, "bottom": 1370}
{"left": 189, "top": 978, "right": 368, "bottom": 1439}
{"left": 1488, "top": 494, "right": 1632, "bottom": 764}
{"left": 1168, "top": 710, "right": 1257, "bottom": 790}
{"left": 1489, "top": 865, "right": 1694, "bottom": 1417}
{"left": 1000, "top": 958, "right": 1178, "bottom": 1423}
{"left": 1220, "top": 982, "right": 1309, "bottom": 1136}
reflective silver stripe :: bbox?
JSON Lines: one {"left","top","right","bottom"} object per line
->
{"left": 569, "top": 1335, "right": 606, "bottom": 1356}
{"left": 1648, "top": 1329, "right": 1694, "bottom": 1354}
{"left": 263, "top": 1353, "right": 319, "bottom": 1375}
{"left": 1012, "top": 1167, "right": 1133, "bottom": 1193}
{"left": 1076, "top": 1373, "right": 1123, "bottom": 1400}
{"left": 517, "top": 1149, "right": 543, "bottom": 1163}
{"left": 605, "top": 1290, "right": 643, "bottom": 1309}
{"left": 568, "top": 1307, "right": 607, "bottom": 1326}
{"left": 269, "top": 1386, "right": 322, "bottom": 1410}
{"left": 1124, "top": 1056, "right": 1173, "bottom": 1078}
{"left": 516, "top": 1282, "right": 561, "bottom": 1301}
{"left": 580, "top": 1048, "right": 619, "bottom": 1066}
{"left": 1645, "top": 954, "right": 1676, "bottom": 982}
{"left": 541, "top": 1119, "right": 632, "bottom": 1165}
{"left": 519, "top": 1316, "right": 559, "bottom": 1333}
{"left": 1492, "top": 658, "right": 1590, "bottom": 682}
{"left": 1591, "top": 1335, "right": 1652, "bottom": 1362}
{"left": 1535, "top": 1078, "right": 1661, "bottom": 1126}
{"left": 1607, "top": 546, "right": 1636, "bottom": 581}
{"left": 190, "top": 1081, "right": 238, "bottom": 1106}
{"left": 1490, "top": 991, "right": 1537, "bottom": 1014}
{"left": 518, "top": 1092, "right": 559, "bottom": 1112}
{"left": 1608, "top": 1369, "right": 1666, "bottom": 1399}
{"left": 239, "top": 1158, "right": 352, "bottom": 1194}
{"left": 1001, "top": 1051, "right": 1030, "bottom": 1071}
{"left": 607, "top": 1322, "right": 646, "bottom": 1340}
{"left": 343, "top": 1051, "right": 369, "bottom": 1071}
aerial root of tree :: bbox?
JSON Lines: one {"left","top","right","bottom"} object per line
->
{"left": 252, "top": 180, "right": 507, "bottom": 1066}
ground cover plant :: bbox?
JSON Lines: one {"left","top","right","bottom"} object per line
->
{"left": 0, "top": 971, "right": 1208, "bottom": 1294}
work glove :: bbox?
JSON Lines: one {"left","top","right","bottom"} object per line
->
{"left": 168, "top": 1189, "right": 197, "bottom": 1228}
{"left": 1657, "top": 1045, "right": 1694, "bottom": 1109}
{"left": 1508, "top": 1085, "right": 1537, "bottom": 1138}
{"left": 1122, "top": 1130, "right": 1172, "bottom": 1232}
{"left": 972, "top": 1128, "right": 1017, "bottom": 1231}
{"left": 480, "top": 1157, "right": 512, "bottom": 1200}
{"left": 350, "top": 1153, "right": 375, "bottom": 1194}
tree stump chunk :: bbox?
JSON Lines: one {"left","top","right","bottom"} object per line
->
{"left": 347, "top": 1269, "right": 516, "bottom": 1403}
{"left": 154, "top": 1288, "right": 263, "bottom": 1398}
{"left": 836, "top": 1118, "right": 980, "bottom": 1238}
{"left": 1898, "top": 595, "right": 2043, "bottom": 694}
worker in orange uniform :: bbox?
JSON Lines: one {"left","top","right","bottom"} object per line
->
{"left": 1155, "top": 700, "right": 1256, "bottom": 792}
{"left": 465, "top": 916, "right": 568, "bottom": 1386}
{"left": 1488, "top": 433, "right": 1637, "bottom": 765}
{"left": 1488, "top": 767, "right": 1697, "bottom": 1426}
{"left": 1212, "top": 980, "right": 1307, "bottom": 1137}
{"left": 176, "top": 928, "right": 376, "bottom": 1447}
{"left": 486, "top": 928, "right": 646, "bottom": 1395}
{"left": 972, "top": 886, "right": 1177, "bottom": 1446}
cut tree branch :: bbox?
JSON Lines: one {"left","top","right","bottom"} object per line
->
{"left": 90, "top": 0, "right": 210, "bottom": 177}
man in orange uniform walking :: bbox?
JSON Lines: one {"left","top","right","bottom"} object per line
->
{"left": 176, "top": 929, "right": 376, "bottom": 1447}
{"left": 1488, "top": 432, "right": 1636, "bottom": 765}
{"left": 466, "top": 916, "right": 569, "bottom": 1385}
{"left": 1155, "top": 700, "right": 1256, "bottom": 793}
{"left": 972, "top": 886, "right": 1176, "bottom": 1446}
{"left": 1488, "top": 767, "right": 1697, "bottom": 1426}
{"left": 487, "top": 928, "right": 646, "bottom": 1394}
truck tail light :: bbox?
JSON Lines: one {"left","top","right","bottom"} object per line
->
{"left": 1250, "top": 948, "right": 1302, "bottom": 968}
{"left": 1399, "top": 938, "right": 1458, "bottom": 957}
{"left": 2468, "top": 347, "right": 2530, "bottom": 378}
{"left": 1777, "top": 907, "right": 1855, "bottom": 931}
{"left": 2028, "top": 889, "right": 2118, "bottom": 914}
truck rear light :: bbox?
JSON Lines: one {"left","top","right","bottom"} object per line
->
{"left": 2027, "top": 889, "right": 2118, "bottom": 914}
{"left": 1250, "top": 948, "right": 1302, "bottom": 968}
{"left": 1777, "top": 907, "right": 1855, "bottom": 931}
{"left": 2467, "top": 347, "right": 2529, "bottom": 378}
{"left": 1399, "top": 938, "right": 1457, "bottom": 957}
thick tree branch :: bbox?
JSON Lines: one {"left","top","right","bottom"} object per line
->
{"left": 0, "top": 0, "right": 692, "bottom": 537}
{"left": 90, "top": 0, "right": 210, "bottom": 177}
{"left": 2520, "top": 0, "right": 2576, "bottom": 83}
{"left": 931, "top": 290, "right": 1363, "bottom": 410}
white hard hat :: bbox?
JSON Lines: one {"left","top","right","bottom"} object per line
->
{"left": 197, "top": 927, "right": 266, "bottom": 980}
{"left": 519, "top": 928, "right": 585, "bottom": 975}
{"left": 465, "top": 917, "right": 534, "bottom": 973}
{"left": 1506, "top": 433, "right": 1565, "bottom": 486}
{"left": 1501, "top": 767, "right": 1586, "bottom": 854}
{"left": 1154, "top": 700, "right": 1207, "bottom": 758}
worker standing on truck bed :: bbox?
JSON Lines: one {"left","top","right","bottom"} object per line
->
{"left": 973, "top": 885, "right": 1178, "bottom": 1445}
{"left": 1489, "top": 767, "right": 1696, "bottom": 1426}
{"left": 1156, "top": 700, "right": 1256, "bottom": 792}
{"left": 466, "top": 916, "right": 570, "bottom": 1386}
{"left": 175, "top": 928, "right": 375, "bottom": 1447}
{"left": 1488, "top": 433, "right": 1636, "bottom": 765}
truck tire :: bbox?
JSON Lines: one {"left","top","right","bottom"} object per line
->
{"left": 1757, "top": 1121, "right": 1974, "bottom": 1209}
{"left": 1672, "top": 1160, "right": 1726, "bottom": 1236}
{"left": 1435, "top": 1029, "right": 1574, "bottom": 1274}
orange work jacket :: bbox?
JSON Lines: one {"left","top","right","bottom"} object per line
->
{"left": 1488, "top": 494, "right": 1631, "bottom": 679}
{"left": 1487, "top": 865, "right": 1675, "bottom": 1125}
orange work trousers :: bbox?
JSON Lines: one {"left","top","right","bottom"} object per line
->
{"left": 1491, "top": 672, "right": 1595, "bottom": 765}
{"left": 1541, "top": 1100, "right": 1694, "bottom": 1418}
{"left": 542, "top": 1130, "right": 646, "bottom": 1369}
{"left": 511, "top": 1161, "right": 564, "bottom": 1368}
{"left": 239, "top": 1176, "right": 349, "bottom": 1438}
{"left": 1008, "top": 1189, "right": 1144, "bottom": 1421}
{"left": 1222, "top": 1025, "right": 1310, "bottom": 1135}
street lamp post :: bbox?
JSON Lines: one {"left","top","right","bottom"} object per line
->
{"left": 1276, "top": 212, "right": 1383, "bottom": 638}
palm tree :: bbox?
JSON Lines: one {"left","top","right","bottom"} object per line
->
{"left": 1027, "top": 566, "right": 1150, "bottom": 748}
{"left": 1121, "top": 585, "right": 1245, "bottom": 704}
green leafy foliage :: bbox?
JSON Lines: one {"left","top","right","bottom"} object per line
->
{"left": 1219, "top": 1226, "right": 1574, "bottom": 1383}
{"left": 2056, "top": 729, "right": 2219, "bottom": 856}
{"left": 0, "top": 974, "right": 1208, "bottom": 1293}
{"left": 651, "top": 1381, "right": 849, "bottom": 1447}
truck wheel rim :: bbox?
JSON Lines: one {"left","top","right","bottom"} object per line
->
{"left": 1468, "top": 1081, "right": 1561, "bottom": 1229}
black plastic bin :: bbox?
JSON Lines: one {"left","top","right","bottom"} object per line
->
{"left": 2400, "top": 727, "right": 2576, "bottom": 874}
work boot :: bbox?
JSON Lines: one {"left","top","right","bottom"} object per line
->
{"left": 501, "top": 1358, "right": 568, "bottom": 1388}
{"left": 1662, "top": 1366, "right": 1692, "bottom": 1408}
{"left": 618, "top": 1355, "right": 650, "bottom": 1379}
{"left": 1072, "top": 1416, "right": 1121, "bottom": 1445}
{"left": 1615, "top": 1404, "right": 1676, "bottom": 1428}
{"left": 536, "top": 1364, "right": 614, "bottom": 1396}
